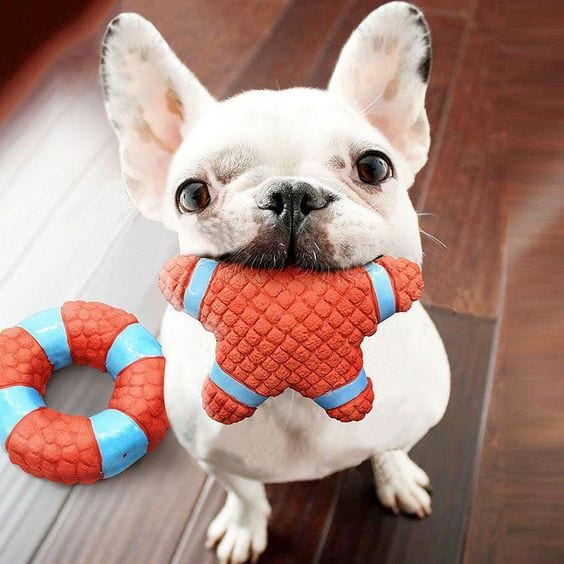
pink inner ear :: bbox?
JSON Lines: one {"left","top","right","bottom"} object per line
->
{"left": 130, "top": 69, "right": 185, "bottom": 153}
{"left": 159, "top": 118, "right": 183, "bottom": 152}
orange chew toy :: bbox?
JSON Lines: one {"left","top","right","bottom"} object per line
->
{"left": 159, "top": 256, "right": 423, "bottom": 425}
{"left": 0, "top": 302, "right": 168, "bottom": 484}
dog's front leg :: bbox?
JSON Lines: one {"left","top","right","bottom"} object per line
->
{"left": 202, "top": 463, "right": 271, "bottom": 563}
{"left": 371, "top": 450, "right": 432, "bottom": 518}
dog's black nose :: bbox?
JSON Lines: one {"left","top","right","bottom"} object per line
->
{"left": 256, "top": 182, "right": 329, "bottom": 226}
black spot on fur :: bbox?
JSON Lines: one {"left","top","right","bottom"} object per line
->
{"left": 411, "top": 10, "right": 431, "bottom": 82}
{"left": 414, "top": 14, "right": 428, "bottom": 33}
{"left": 101, "top": 75, "right": 110, "bottom": 98}
{"left": 108, "top": 15, "right": 121, "bottom": 31}
{"left": 102, "top": 17, "right": 120, "bottom": 50}
{"left": 100, "top": 17, "right": 122, "bottom": 99}
{"left": 418, "top": 52, "right": 431, "bottom": 82}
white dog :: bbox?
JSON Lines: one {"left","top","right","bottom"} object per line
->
{"left": 101, "top": 2, "right": 450, "bottom": 562}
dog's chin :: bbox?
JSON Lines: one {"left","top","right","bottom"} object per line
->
{"left": 215, "top": 223, "right": 380, "bottom": 271}
{"left": 218, "top": 239, "right": 363, "bottom": 272}
{"left": 219, "top": 247, "right": 337, "bottom": 271}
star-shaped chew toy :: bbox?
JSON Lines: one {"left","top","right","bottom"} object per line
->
{"left": 159, "top": 256, "right": 423, "bottom": 425}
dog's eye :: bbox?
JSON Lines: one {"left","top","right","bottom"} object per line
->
{"left": 176, "top": 180, "right": 211, "bottom": 213}
{"left": 355, "top": 151, "right": 393, "bottom": 184}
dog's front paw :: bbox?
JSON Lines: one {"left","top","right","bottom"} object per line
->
{"left": 206, "top": 492, "right": 269, "bottom": 563}
{"left": 371, "top": 450, "right": 432, "bottom": 518}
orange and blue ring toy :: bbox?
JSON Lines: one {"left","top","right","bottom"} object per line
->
{"left": 0, "top": 301, "right": 168, "bottom": 484}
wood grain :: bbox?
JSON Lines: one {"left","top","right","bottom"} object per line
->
{"left": 415, "top": 0, "right": 506, "bottom": 319}
{"left": 226, "top": 0, "right": 356, "bottom": 92}
{"left": 464, "top": 2, "right": 564, "bottom": 562}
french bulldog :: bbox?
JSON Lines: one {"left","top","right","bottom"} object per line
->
{"left": 101, "top": 2, "right": 450, "bottom": 562}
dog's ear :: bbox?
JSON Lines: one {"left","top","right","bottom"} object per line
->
{"left": 329, "top": 2, "right": 431, "bottom": 174}
{"left": 100, "top": 13, "right": 215, "bottom": 221}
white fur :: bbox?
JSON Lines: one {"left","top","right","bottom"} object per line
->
{"left": 102, "top": 3, "right": 450, "bottom": 562}
{"left": 162, "top": 301, "right": 449, "bottom": 482}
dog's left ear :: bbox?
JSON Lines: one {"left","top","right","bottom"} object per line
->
{"left": 329, "top": 2, "right": 431, "bottom": 174}
{"left": 100, "top": 13, "right": 215, "bottom": 221}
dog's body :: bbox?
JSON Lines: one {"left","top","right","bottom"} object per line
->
{"left": 101, "top": 3, "right": 450, "bottom": 561}
{"left": 163, "top": 300, "right": 448, "bottom": 483}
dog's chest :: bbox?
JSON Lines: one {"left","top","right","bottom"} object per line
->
{"left": 162, "top": 301, "right": 450, "bottom": 482}
{"left": 200, "top": 265, "right": 377, "bottom": 397}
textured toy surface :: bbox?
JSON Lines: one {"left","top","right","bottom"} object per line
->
{"left": 159, "top": 255, "right": 423, "bottom": 425}
{"left": 0, "top": 302, "right": 168, "bottom": 484}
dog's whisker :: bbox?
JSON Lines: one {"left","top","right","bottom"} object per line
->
{"left": 361, "top": 90, "right": 384, "bottom": 116}
{"left": 420, "top": 228, "right": 448, "bottom": 249}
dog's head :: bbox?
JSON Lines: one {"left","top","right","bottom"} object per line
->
{"left": 101, "top": 1, "right": 431, "bottom": 270}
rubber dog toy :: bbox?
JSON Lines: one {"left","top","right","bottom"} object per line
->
{"left": 0, "top": 302, "right": 168, "bottom": 484}
{"left": 159, "top": 255, "right": 423, "bottom": 425}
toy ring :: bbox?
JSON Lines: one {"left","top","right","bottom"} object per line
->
{"left": 0, "top": 301, "right": 168, "bottom": 484}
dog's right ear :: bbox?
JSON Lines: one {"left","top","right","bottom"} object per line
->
{"left": 100, "top": 14, "right": 215, "bottom": 221}
{"left": 329, "top": 2, "right": 431, "bottom": 174}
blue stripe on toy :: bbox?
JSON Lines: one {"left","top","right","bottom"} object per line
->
{"left": 183, "top": 258, "right": 219, "bottom": 319}
{"left": 105, "top": 323, "right": 163, "bottom": 380}
{"left": 90, "top": 409, "right": 148, "bottom": 478}
{"left": 0, "top": 386, "right": 46, "bottom": 450}
{"left": 17, "top": 307, "right": 71, "bottom": 370}
{"left": 314, "top": 368, "right": 369, "bottom": 410}
{"left": 209, "top": 362, "right": 268, "bottom": 409}
{"left": 365, "top": 263, "right": 396, "bottom": 321}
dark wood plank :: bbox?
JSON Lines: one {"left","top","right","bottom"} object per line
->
{"left": 226, "top": 0, "right": 356, "bottom": 92}
{"left": 413, "top": 0, "right": 474, "bottom": 15}
{"left": 1, "top": 0, "right": 94, "bottom": 88}
{"left": 263, "top": 477, "right": 341, "bottom": 563}
{"left": 415, "top": 0, "right": 506, "bottom": 319}
{"left": 0, "top": 0, "right": 116, "bottom": 120}
{"left": 464, "top": 2, "right": 564, "bottom": 561}
{"left": 465, "top": 176, "right": 564, "bottom": 564}
{"left": 409, "top": 12, "right": 467, "bottom": 210}
{"left": 317, "top": 307, "right": 495, "bottom": 563}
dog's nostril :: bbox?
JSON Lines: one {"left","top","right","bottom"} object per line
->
{"left": 299, "top": 189, "right": 327, "bottom": 216}
{"left": 257, "top": 182, "right": 329, "bottom": 219}
{"left": 256, "top": 186, "right": 287, "bottom": 215}
{"left": 270, "top": 191, "right": 285, "bottom": 215}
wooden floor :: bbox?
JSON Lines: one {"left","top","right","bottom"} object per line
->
{"left": 0, "top": 1, "right": 562, "bottom": 563}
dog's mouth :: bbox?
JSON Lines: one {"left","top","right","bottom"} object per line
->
{"left": 218, "top": 226, "right": 339, "bottom": 271}
{"left": 217, "top": 233, "right": 385, "bottom": 271}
